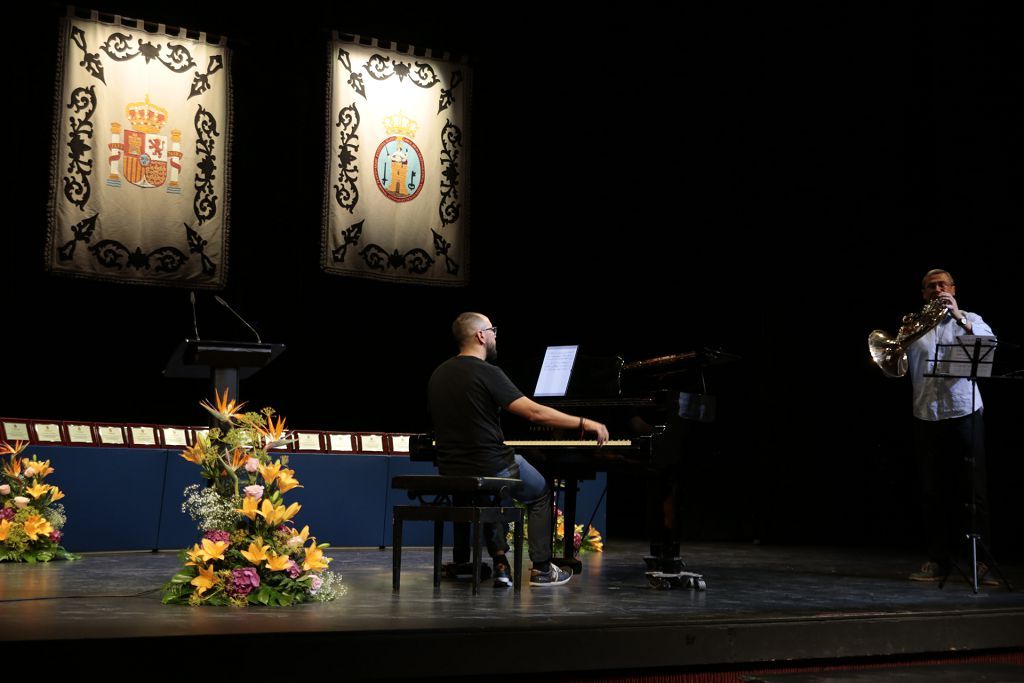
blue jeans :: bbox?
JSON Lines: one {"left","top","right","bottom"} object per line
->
{"left": 485, "top": 455, "right": 553, "bottom": 566}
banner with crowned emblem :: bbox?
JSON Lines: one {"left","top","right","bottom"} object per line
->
{"left": 323, "top": 34, "right": 471, "bottom": 285}
{"left": 47, "top": 11, "right": 231, "bottom": 287}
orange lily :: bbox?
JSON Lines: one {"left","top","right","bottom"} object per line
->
{"left": 48, "top": 486, "right": 66, "bottom": 502}
{"left": 25, "top": 459, "right": 54, "bottom": 479}
{"left": 180, "top": 441, "right": 206, "bottom": 465}
{"left": 197, "top": 538, "right": 230, "bottom": 562}
{"left": 303, "top": 541, "right": 331, "bottom": 571}
{"left": 0, "top": 441, "right": 27, "bottom": 456}
{"left": 259, "top": 461, "right": 283, "bottom": 486}
{"left": 265, "top": 553, "right": 292, "bottom": 572}
{"left": 185, "top": 543, "right": 205, "bottom": 567}
{"left": 25, "top": 483, "right": 51, "bottom": 499}
{"left": 240, "top": 539, "right": 270, "bottom": 565}
{"left": 237, "top": 496, "right": 259, "bottom": 520}
{"left": 0, "top": 519, "right": 11, "bottom": 542}
{"left": 191, "top": 564, "right": 219, "bottom": 595}
{"left": 289, "top": 525, "right": 311, "bottom": 545}
{"left": 199, "top": 387, "right": 247, "bottom": 423}
{"left": 22, "top": 514, "right": 54, "bottom": 541}
{"left": 256, "top": 499, "right": 301, "bottom": 526}
{"left": 276, "top": 469, "right": 303, "bottom": 494}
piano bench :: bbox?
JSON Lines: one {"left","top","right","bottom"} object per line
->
{"left": 391, "top": 475, "right": 524, "bottom": 595}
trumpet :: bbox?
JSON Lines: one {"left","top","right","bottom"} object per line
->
{"left": 868, "top": 297, "right": 949, "bottom": 377}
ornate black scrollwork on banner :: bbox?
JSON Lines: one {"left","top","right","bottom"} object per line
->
{"left": 184, "top": 223, "right": 216, "bottom": 276}
{"left": 100, "top": 33, "right": 197, "bottom": 73}
{"left": 438, "top": 70, "right": 463, "bottom": 114}
{"left": 438, "top": 119, "right": 462, "bottom": 227}
{"left": 332, "top": 220, "right": 364, "bottom": 263}
{"left": 63, "top": 86, "right": 97, "bottom": 211}
{"left": 431, "top": 229, "right": 459, "bottom": 275}
{"left": 362, "top": 54, "right": 440, "bottom": 88}
{"left": 337, "top": 49, "right": 366, "bottom": 100}
{"left": 194, "top": 105, "right": 220, "bottom": 225}
{"left": 359, "top": 244, "right": 434, "bottom": 274}
{"left": 334, "top": 104, "right": 360, "bottom": 213}
{"left": 88, "top": 240, "right": 188, "bottom": 272}
{"left": 70, "top": 26, "right": 105, "bottom": 83}
{"left": 190, "top": 55, "right": 224, "bottom": 99}
{"left": 57, "top": 214, "right": 99, "bottom": 261}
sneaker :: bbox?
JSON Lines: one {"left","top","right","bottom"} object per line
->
{"left": 909, "top": 561, "right": 944, "bottom": 582}
{"left": 976, "top": 563, "right": 1000, "bottom": 587}
{"left": 530, "top": 564, "right": 572, "bottom": 587}
{"left": 493, "top": 562, "right": 513, "bottom": 588}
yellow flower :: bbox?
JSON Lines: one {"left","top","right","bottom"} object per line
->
{"left": 0, "top": 519, "right": 11, "bottom": 542}
{"left": 191, "top": 564, "right": 219, "bottom": 595}
{"left": 25, "top": 483, "right": 51, "bottom": 499}
{"left": 265, "top": 553, "right": 292, "bottom": 572}
{"left": 276, "top": 469, "right": 303, "bottom": 494}
{"left": 237, "top": 496, "right": 259, "bottom": 520}
{"left": 22, "top": 514, "right": 54, "bottom": 541}
{"left": 259, "top": 461, "right": 283, "bottom": 486}
{"left": 185, "top": 543, "right": 205, "bottom": 567}
{"left": 256, "top": 499, "right": 301, "bottom": 526}
{"left": 240, "top": 539, "right": 270, "bottom": 565}
{"left": 291, "top": 525, "right": 310, "bottom": 545}
{"left": 25, "top": 459, "right": 54, "bottom": 479}
{"left": 48, "top": 487, "right": 66, "bottom": 502}
{"left": 303, "top": 541, "right": 331, "bottom": 571}
{"left": 0, "top": 440, "right": 27, "bottom": 457}
{"left": 199, "top": 387, "right": 247, "bottom": 423}
{"left": 197, "top": 538, "right": 230, "bottom": 562}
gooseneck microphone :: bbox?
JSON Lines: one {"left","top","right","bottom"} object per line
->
{"left": 214, "top": 295, "right": 262, "bottom": 343}
{"left": 190, "top": 291, "right": 201, "bottom": 340}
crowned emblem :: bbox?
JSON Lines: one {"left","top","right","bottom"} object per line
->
{"left": 107, "top": 95, "right": 184, "bottom": 192}
{"left": 373, "top": 111, "right": 425, "bottom": 203}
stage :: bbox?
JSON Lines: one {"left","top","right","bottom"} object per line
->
{"left": 2, "top": 541, "right": 1022, "bottom": 681}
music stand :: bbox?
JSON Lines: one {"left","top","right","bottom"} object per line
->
{"left": 924, "top": 335, "right": 1012, "bottom": 593}
{"left": 163, "top": 339, "right": 285, "bottom": 416}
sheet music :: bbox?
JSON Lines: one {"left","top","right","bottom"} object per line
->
{"left": 931, "top": 335, "right": 997, "bottom": 378}
{"left": 534, "top": 345, "right": 578, "bottom": 397}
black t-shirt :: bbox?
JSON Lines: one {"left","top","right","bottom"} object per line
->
{"left": 427, "top": 355, "right": 525, "bottom": 475}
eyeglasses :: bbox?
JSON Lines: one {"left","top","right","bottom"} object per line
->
{"left": 479, "top": 326, "right": 498, "bottom": 335}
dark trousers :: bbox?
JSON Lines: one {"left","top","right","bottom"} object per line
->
{"left": 913, "top": 410, "right": 990, "bottom": 566}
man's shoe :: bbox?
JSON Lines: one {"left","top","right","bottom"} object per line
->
{"left": 530, "top": 564, "right": 572, "bottom": 587}
{"left": 493, "top": 562, "right": 513, "bottom": 588}
{"left": 909, "top": 561, "right": 944, "bottom": 582}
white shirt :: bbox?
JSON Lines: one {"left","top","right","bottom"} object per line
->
{"left": 907, "top": 311, "right": 994, "bottom": 421}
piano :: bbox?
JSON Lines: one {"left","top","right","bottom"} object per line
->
{"left": 416, "top": 348, "right": 738, "bottom": 574}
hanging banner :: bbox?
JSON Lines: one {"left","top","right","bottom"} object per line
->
{"left": 323, "top": 34, "right": 471, "bottom": 285}
{"left": 47, "top": 11, "right": 232, "bottom": 288}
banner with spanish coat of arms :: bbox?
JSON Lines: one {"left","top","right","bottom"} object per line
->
{"left": 47, "top": 12, "right": 231, "bottom": 288}
{"left": 323, "top": 35, "right": 471, "bottom": 285}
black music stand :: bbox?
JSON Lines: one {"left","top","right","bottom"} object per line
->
{"left": 924, "top": 335, "right": 1011, "bottom": 593}
{"left": 164, "top": 339, "right": 285, "bottom": 411}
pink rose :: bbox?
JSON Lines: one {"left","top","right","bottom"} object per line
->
{"left": 244, "top": 457, "right": 260, "bottom": 473}
{"left": 23, "top": 467, "right": 36, "bottom": 478}
{"left": 14, "top": 496, "right": 30, "bottom": 509}
{"left": 243, "top": 485, "right": 264, "bottom": 499}
{"left": 0, "top": 484, "right": 10, "bottom": 495}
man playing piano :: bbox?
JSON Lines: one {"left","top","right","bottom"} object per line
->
{"left": 428, "top": 312, "right": 610, "bottom": 587}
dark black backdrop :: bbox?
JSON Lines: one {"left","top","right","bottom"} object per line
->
{"left": 3, "top": 4, "right": 1021, "bottom": 553}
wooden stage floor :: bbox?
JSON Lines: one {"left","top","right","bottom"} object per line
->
{"left": 2, "top": 541, "right": 1022, "bottom": 681}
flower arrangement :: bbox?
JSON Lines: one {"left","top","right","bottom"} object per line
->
{"left": 161, "top": 389, "right": 343, "bottom": 606}
{"left": 0, "top": 440, "right": 78, "bottom": 563}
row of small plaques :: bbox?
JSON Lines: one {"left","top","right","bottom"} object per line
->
{"left": 0, "top": 419, "right": 411, "bottom": 455}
